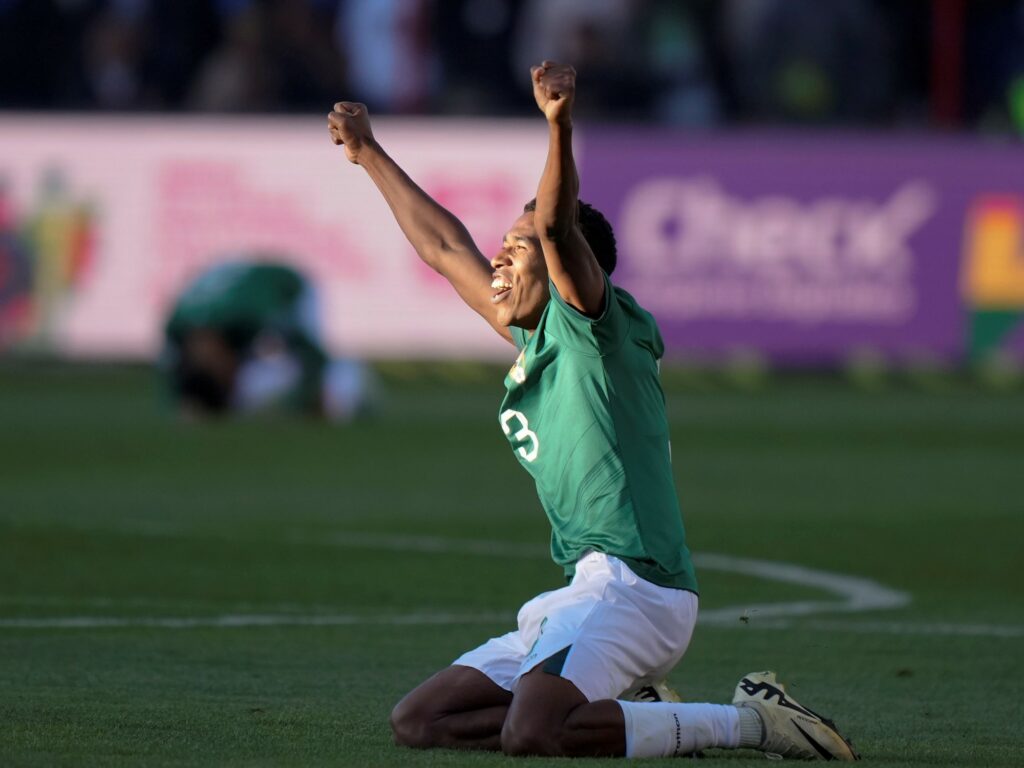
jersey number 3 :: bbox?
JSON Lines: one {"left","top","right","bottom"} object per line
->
{"left": 500, "top": 409, "right": 539, "bottom": 462}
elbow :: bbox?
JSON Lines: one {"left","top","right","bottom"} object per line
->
{"left": 413, "top": 232, "right": 458, "bottom": 268}
{"left": 533, "top": 209, "right": 571, "bottom": 241}
{"left": 532, "top": 200, "right": 577, "bottom": 243}
{"left": 539, "top": 221, "right": 573, "bottom": 245}
{"left": 413, "top": 241, "right": 446, "bottom": 272}
{"left": 418, "top": 240, "right": 471, "bottom": 275}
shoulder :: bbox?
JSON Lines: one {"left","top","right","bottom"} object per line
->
{"left": 544, "top": 274, "right": 664, "bottom": 357}
{"left": 613, "top": 285, "right": 664, "bottom": 359}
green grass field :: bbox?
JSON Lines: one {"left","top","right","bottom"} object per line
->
{"left": 1, "top": 363, "right": 1022, "bottom": 767}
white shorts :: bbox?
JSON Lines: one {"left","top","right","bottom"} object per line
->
{"left": 452, "top": 551, "right": 699, "bottom": 702}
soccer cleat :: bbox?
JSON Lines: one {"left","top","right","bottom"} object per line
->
{"left": 621, "top": 680, "right": 682, "bottom": 703}
{"left": 733, "top": 671, "right": 860, "bottom": 761}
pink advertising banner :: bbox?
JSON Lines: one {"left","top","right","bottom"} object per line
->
{"left": 0, "top": 116, "right": 546, "bottom": 360}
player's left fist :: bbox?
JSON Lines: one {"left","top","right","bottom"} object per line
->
{"left": 531, "top": 61, "right": 575, "bottom": 125}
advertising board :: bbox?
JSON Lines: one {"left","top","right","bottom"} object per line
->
{"left": 2, "top": 118, "right": 1022, "bottom": 364}
{"left": 582, "top": 131, "right": 1024, "bottom": 364}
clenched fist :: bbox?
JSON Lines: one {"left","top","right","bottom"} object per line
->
{"left": 531, "top": 61, "right": 576, "bottom": 125}
{"left": 328, "top": 101, "right": 375, "bottom": 164}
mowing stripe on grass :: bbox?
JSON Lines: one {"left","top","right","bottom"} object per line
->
{"left": 700, "top": 616, "right": 1024, "bottom": 638}
{"left": 796, "top": 618, "right": 1024, "bottom": 638}
{"left": 0, "top": 612, "right": 511, "bottom": 629}
{"left": 2, "top": 612, "right": 1022, "bottom": 638}
{"left": 1, "top": 530, "right": 916, "bottom": 631}
{"left": 14, "top": 521, "right": 914, "bottom": 619}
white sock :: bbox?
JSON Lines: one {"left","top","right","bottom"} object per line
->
{"left": 737, "top": 706, "right": 764, "bottom": 748}
{"left": 618, "top": 702, "right": 741, "bottom": 758}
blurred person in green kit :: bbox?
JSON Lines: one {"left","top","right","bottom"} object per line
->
{"left": 161, "top": 258, "right": 372, "bottom": 421}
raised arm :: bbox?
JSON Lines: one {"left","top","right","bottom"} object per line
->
{"left": 530, "top": 63, "right": 606, "bottom": 317}
{"left": 328, "top": 102, "right": 512, "bottom": 342}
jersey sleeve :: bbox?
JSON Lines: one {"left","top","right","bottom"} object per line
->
{"left": 543, "top": 272, "right": 629, "bottom": 355}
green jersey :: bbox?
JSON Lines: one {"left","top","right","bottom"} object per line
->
{"left": 166, "top": 262, "right": 316, "bottom": 349}
{"left": 501, "top": 275, "right": 698, "bottom": 593}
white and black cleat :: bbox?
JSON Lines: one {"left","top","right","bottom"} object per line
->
{"left": 733, "top": 671, "right": 860, "bottom": 761}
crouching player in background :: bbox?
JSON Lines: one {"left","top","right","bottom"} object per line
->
{"left": 161, "top": 258, "right": 372, "bottom": 421}
{"left": 328, "top": 63, "right": 859, "bottom": 760}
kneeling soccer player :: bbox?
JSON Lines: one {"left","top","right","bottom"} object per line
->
{"left": 327, "top": 62, "right": 859, "bottom": 760}
{"left": 162, "top": 259, "right": 372, "bottom": 421}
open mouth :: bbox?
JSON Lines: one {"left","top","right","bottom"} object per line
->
{"left": 491, "top": 276, "right": 512, "bottom": 303}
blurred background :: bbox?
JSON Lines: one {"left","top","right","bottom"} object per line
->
{"left": 3, "top": 0, "right": 1024, "bottom": 129}
{"left": 2, "top": 0, "right": 1024, "bottom": 395}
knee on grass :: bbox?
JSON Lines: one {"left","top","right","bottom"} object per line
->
{"left": 389, "top": 699, "right": 437, "bottom": 749}
{"left": 501, "top": 714, "right": 573, "bottom": 757}
{"left": 501, "top": 724, "right": 560, "bottom": 757}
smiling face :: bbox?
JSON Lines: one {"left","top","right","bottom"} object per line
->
{"left": 489, "top": 211, "right": 549, "bottom": 330}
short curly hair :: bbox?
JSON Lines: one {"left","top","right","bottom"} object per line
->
{"left": 523, "top": 198, "right": 618, "bottom": 276}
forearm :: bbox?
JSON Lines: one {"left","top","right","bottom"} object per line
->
{"left": 529, "top": 60, "right": 604, "bottom": 314}
{"left": 357, "top": 140, "right": 475, "bottom": 268}
{"left": 534, "top": 120, "right": 579, "bottom": 242}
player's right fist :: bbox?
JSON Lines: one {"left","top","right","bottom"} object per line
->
{"left": 328, "top": 102, "right": 375, "bottom": 164}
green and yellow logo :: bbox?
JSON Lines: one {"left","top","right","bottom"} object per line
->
{"left": 960, "top": 196, "right": 1024, "bottom": 361}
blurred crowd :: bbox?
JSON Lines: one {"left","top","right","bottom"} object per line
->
{"left": 1, "top": 0, "right": 1023, "bottom": 132}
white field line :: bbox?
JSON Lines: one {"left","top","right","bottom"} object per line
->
{"left": 321, "top": 532, "right": 912, "bottom": 621}
{"left": 8, "top": 529, "right": 1019, "bottom": 637}
{"left": 694, "top": 553, "right": 909, "bottom": 622}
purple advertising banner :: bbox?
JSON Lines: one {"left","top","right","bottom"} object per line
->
{"left": 580, "top": 132, "right": 1024, "bottom": 364}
